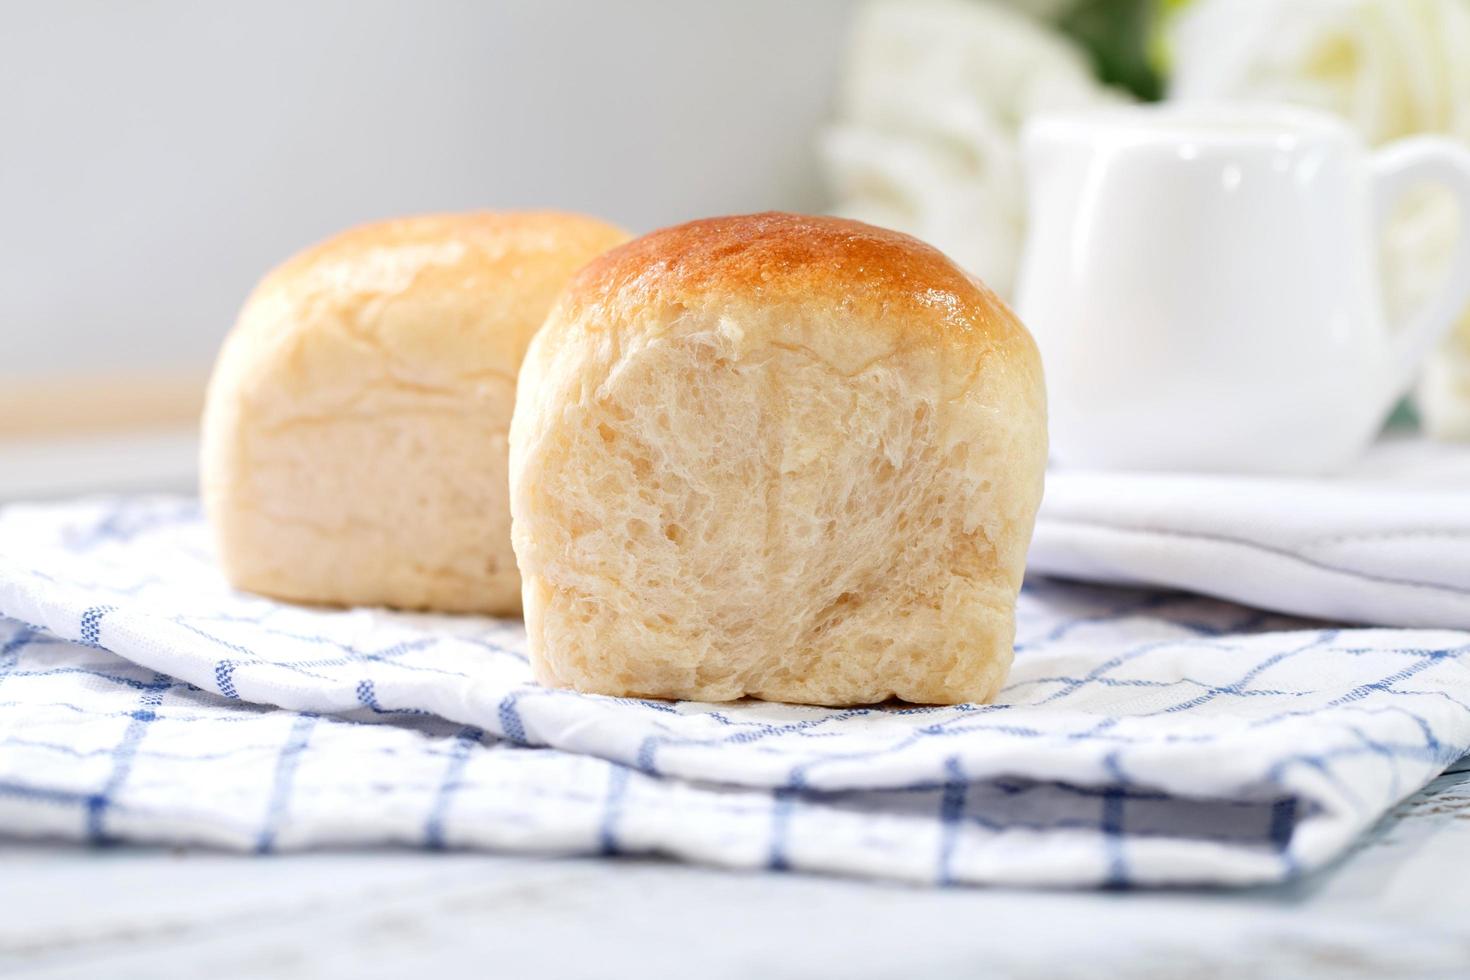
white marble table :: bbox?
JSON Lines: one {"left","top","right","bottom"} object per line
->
{"left": 3, "top": 756, "right": 1468, "bottom": 979}
{"left": 0, "top": 430, "right": 199, "bottom": 504}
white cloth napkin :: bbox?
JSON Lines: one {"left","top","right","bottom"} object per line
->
{"left": 1, "top": 496, "right": 1468, "bottom": 887}
{"left": 1030, "top": 436, "right": 1470, "bottom": 629}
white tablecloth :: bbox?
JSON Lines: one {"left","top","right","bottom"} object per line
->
{"left": 1031, "top": 436, "right": 1470, "bottom": 628}
{"left": 1, "top": 496, "right": 1467, "bottom": 887}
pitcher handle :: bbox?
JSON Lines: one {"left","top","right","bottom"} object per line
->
{"left": 1372, "top": 136, "right": 1470, "bottom": 392}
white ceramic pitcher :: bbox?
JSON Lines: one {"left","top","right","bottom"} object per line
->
{"left": 1015, "top": 103, "right": 1470, "bottom": 474}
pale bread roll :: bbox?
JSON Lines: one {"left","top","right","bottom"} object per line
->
{"left": 202, "top": 211, "right": 629, "bottom": 613}
{"left": 510, "top": 212, "right": 1047, "bottom": 705}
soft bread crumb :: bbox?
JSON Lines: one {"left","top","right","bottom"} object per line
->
{"left": 510, "top": 213, "right": 1046, "bottom": 705}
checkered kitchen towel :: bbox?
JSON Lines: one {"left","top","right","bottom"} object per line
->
{"left": 1, "top": 497, "right": 1469, "bottom": 887}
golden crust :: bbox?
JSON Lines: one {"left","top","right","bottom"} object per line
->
{"left": 218, "top": 211, "right": 630, "bottom": 422}
{"left": 559, "top": 212, "right": 1032, "bottom": 355}
{"left": 237, "top": 211, "right": 629, "bottom": 367}
{"left": 268, "top": 210, "right": 630, "bottom": 289}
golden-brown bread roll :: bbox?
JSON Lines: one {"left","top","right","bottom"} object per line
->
{"left": 202, "top": 211, "right": 629, "bottom": 613}
{"left": 509, "top": 212, "right": 1047, "bottom": 705}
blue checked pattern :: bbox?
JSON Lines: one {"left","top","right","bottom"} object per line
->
{"left": 1, "top": 496, "right": 1469, "bottom": 886}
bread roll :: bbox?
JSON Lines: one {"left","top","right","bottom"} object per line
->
{"left": 509, "top": 212, "right": 1046, "bottom": 705}
{"left": 203, "top": 211, "right": 629, "bottom": 613}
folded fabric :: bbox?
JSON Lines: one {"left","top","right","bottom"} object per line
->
{"left": 1031, "top": 436, "right": 1470, "bottom": 629}
{"left": 1, "top": 497, "right": 1468, "bottom": 887}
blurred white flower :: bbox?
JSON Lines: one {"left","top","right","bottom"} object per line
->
{"left": 1170, "top": 0, "right": 1470, "bottom": 144}
{"left": 821, "top": 0, "right": 1121, "bottom": 298}
{"left": 1170, "top": 0, "right": 1470, "bottom": 439}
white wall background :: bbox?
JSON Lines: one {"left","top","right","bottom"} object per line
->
{"left": 0, "top": 1, "right": 852, "bottom": 378}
